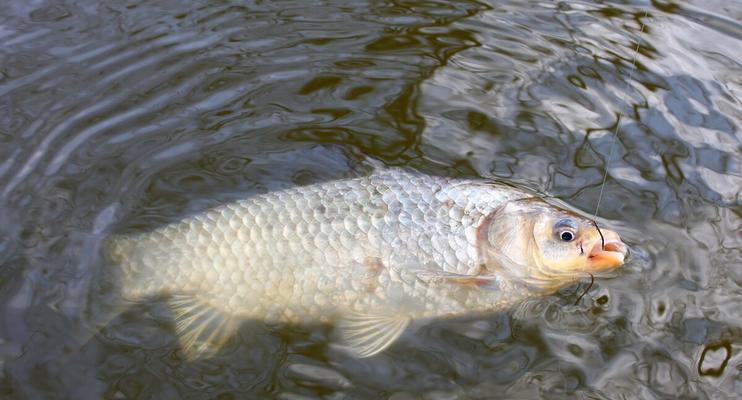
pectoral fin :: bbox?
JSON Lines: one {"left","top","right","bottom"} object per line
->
{"left": 167, "top": 294, "right": 238, "bottom": 360}
{"left": 336, "top": 311, "right": 410, "bottom": 358}
{"left": 411, "top": 269, "right": 498, "bottom": 287}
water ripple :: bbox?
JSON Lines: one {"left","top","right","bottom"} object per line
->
{"left": 0, "top": 0, "right": 740, "bottom": 398}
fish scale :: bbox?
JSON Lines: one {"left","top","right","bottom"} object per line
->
{"left": 102, "top": 168, "right": 625, "bottom": 358}
{"left": 113, "top": 171, "right": 496, "bottom": 309}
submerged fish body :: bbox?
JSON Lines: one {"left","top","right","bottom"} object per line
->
{"left": 103, "top": 169, "right": 627, "bottom": 357}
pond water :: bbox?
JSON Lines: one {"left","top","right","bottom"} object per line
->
{"left": 0, "top": 0, "right": 740, "bottom": 398}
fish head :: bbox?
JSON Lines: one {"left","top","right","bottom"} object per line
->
{"left": 483, "top": 199, "right": 628, "bottom": 292}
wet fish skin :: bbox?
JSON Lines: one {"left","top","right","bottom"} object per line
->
{"left": 103, "top": 169, "right": 626, "bottom": 357}
{"left": 108, "top": 170, "right": 524, "bottom": 318}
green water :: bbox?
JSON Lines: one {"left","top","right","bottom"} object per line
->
{"left": 0, "top": 0, "right": 740, "bottom": 398}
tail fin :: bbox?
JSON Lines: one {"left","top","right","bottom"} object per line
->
{"left": 69, "top": 234, "right": 140, "bottom": 352}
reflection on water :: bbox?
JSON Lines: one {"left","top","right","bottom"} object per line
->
{"left": 0, "top": 0, "right": 740, "bottom": 398}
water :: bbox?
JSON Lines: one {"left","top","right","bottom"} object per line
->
{"left": 0, "top": 0, "right": 740, "bottom": 398}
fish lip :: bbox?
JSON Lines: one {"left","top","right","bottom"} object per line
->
{"left": 587, "top": 240, "right": 628, "bottom": 271}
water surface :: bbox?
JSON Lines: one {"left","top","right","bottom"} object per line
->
{"left": 0, "top": 0, "right": 740, "bottom": 398}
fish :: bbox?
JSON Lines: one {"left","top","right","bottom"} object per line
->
{"left": 100, "top": 168, "right": 628, "bottom": 358}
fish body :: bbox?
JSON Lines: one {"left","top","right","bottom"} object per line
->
{"left": 104, "top": 169, "right": 627, "bottom": 357}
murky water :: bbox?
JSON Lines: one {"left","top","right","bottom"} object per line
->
{"left": 1, "top": 0, "right": 740, "bottom": 398}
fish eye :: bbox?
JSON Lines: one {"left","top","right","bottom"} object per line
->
{"left": 554, "top": 219, "right": 577, "bottom": 242}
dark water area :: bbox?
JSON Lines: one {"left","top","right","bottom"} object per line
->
{"left": 0, "top": 0, "right": 740, "bottom": 398}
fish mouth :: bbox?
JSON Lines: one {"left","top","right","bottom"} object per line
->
{"left": 587, "top": 239, "right": 628, "bottom": 271}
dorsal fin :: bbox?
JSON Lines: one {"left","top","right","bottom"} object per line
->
{"left": 167, "top": 294, "right": 238, "bottom": 360}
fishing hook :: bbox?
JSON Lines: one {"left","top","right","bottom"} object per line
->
{"left": 592, "top": 220, "right": 605, "bottom": 250}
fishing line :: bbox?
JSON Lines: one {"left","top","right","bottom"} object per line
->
{"left": 592, "top": 10, "right": 649, "bottom": 221}
{"left": 577, "top": 10, "right": 647, "bottom": 305}
{"left": 574, "top": 273, "right": 595, "bottom": 305}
